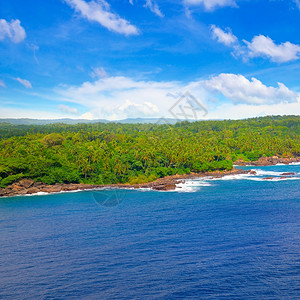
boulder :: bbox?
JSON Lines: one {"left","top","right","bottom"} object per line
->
{"left": 41, "top": 186, "right": 63, "bottom": 193}
{"left": 27, "top": 187, "right": 40, "bottom": 194}
{"left": 18, "top": 179, "right": 34, "bottom": 189}
{"left": 153, "top": 183, "right": 176, "bottom": 191}
{"left": 280, "top": 172, "right": 295, "bottom": 176}
{"left": 11, "top": 184, "right": 25, "bottom": 191}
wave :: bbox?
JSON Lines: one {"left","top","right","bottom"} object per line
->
{"left": 25, "top": 191, "right": 50, "bottom": 197}
{"left": 254, "top": 170, "right": 284, "bottom": 176}
{"left": 173, "top": 168, "right": 300, "bottom": 192}
{"left": 175, "top": 180, "right": 212, "bottom": 193}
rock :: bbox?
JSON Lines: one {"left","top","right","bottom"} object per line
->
{"left": 152, "top": 183, "right": 176, "bottom": 191}
{"left": 262, "top": 177, "right": 274, "bottom": 180}
{"left": 18, "top": 179, "right": 34, "bottom": 189}
{"left": 10, "top": 184, "right": 25, "bottom": 191}
{"left": 27, "top": 187, "right": 40, "bottom": 194}
{"left": 41, "top": 186, "right": 63, "bottom": 193}
{"left": 255, "top": 157, "right": 273, "bottom": 166}
{"left": 281, "top": 172, "right": 295, "bottom": 176}
{"left": 280, "top": 176, "right": 287, "bottom": 179}
{"left": 249, "top": 170, "right": 257, "bottom": 175}
{"left": 33, "top": 182, "right": 45, "bottom": 188}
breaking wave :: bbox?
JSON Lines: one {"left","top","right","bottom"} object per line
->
{"left": 174, "top": 167, "right": 299, "bottom": 192}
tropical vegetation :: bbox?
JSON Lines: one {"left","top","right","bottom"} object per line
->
{"left": 0, "top": 116, "right": 299, "bottom": 188}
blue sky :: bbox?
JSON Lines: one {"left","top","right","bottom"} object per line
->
{"left": 0, "top": 0, "right": 300, "bottom": 120}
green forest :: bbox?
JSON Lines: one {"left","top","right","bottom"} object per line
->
{"left": 0, "top": 116, "right": 299, "bottom": 188}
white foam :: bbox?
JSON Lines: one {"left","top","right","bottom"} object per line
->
{"left": 175, "top": 180, "right": 212, "bottom": 193}
{"left": 26, "top": 191, "right": 50, "bottom": 197}
{"left": 289, "top": 162, "right": 300, "bottom": 165}
{"left": 208, "top": 173, "right": 254, "bottom": 181}
{"left": 254, "top": 170, "right": 283, "bottom": 176}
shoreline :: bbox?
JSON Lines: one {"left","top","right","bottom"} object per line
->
{"left": 0, "top": 168, "right": 249, "bottom": 198}
{"left": 1, "top": 156, "right": 299, "bottom": 198}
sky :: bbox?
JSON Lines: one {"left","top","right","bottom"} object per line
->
{"left": 0, "top": 0, "right": 300, "bottom": 121}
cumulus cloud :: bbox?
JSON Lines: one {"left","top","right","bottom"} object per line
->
{"left": 56, "top": 75, "right": 180, "bottom": 119}
{"left": 211, "top": 25, "right": 300, "bottom": 63}
{"left": 203, "top": 73, "right": 298, "bottom": 105}
{"left": 58, "top": 104, "right": 79, "bottom": 115}
{"left": 184, "top": 0, "right": 237, "bottom": 11}
{"left": 119, "top": 100, "right": 159, "bottom": 116}
{"left": 211, "top": 25, "right": 237, "bottom": 46}
{"left": 53, "top": 72, "right": 299, "bottom": 120}
{"left": 0, "top": 80, "right": 5, "bottom": 88}
{"left": 64, "top": 0, "right": 139, "bottom": 35}
{"left": 0, "top": 19, "right": 26, "bottom": 43}
{"left": 243, "top": 35, "right": 300, "bottom": 63}
{"left": 144, "top": 0, "right": 164, "bottom": 17}
{"left": 15, "top": 78, "right": 32, "bottom": 89}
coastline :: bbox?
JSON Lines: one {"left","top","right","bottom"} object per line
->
{"left": 0, "top": 168, "right": 249, "bottom": 198}
{"left": 1, "top": 156, "right": 299, "bottom": 198}
{"left": 234, "top": 156, "right": 300, "bottom": 166}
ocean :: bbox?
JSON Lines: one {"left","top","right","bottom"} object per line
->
{"left": 0, "top": 164, "right": 299, "bottom": 299}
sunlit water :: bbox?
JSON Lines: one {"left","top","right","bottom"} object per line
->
{"left": 0, "top": 165, "right": 299, "bottom": 299}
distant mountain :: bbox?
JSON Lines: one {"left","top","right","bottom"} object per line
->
{"left": 0, "top": 117, "right": 187, "bottom": 125}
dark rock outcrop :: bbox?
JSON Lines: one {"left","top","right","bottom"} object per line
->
{"left": 235, "top": 156, "right": 300, "bottom": 166}
{"left": 281, "top": 172, "right": 295, "bottom": 176}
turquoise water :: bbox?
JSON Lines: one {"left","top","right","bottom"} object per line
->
{"left": 0, "top": 165, "right": 299, "bottom": 299}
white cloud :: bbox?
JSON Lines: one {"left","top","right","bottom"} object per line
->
{"left": 53, "top": 73, "right": 299, "bottom": 121}
{"left": 15, "top": 78, "right": 32, "bottom": 89}
{"left": 58, "top": 104, "right": 79, "bottom": 115}
{"left": 56, "top": 75, "right": 181, "bottom": 119}
{"left": 211, "top": 25, "right": 300, "bottom": 63}
{"left": 64, "top": 0, "right": 139, "bottom": 35}
{"left": 0, "top": 19, "right": 26, "bottom": 43}
{"left": 144, "top": 0, "right": 164, "bottom": 17}
{"left": 206, "top": 99, "right": 300, "bottom": 120}
{"left": 90, "top": 67, "right": 108, "bottom": 78}
{"left": 80, "top": 111, "right": 95, "bottom": 119}
{"left": 294, "top": 0, "right": 300, "bottom": 10}
{"left": 119, "top": 100, "right": 159, "bottom": 116}
{"left": 203, "top": 73, "right": 298, "bottom": 105}
{"left": 2, "top": 73, "right": 299, "bottom": 120}
{"left": 243, "top": 35, "right": 300, "bottom": 63}
{"left": 184, "top": 0, "right": 237, "bottom": 11}
{"left": 0, "top": 80, "right": 6, "bottom": 88}
{"left": 211, "top": 25, "right": 237, "bottom": 46}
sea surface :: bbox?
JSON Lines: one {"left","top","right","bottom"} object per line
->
{"left": 0, "top": 165, "right": 299, "bottom": 299}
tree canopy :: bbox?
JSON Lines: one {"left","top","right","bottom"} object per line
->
{"left": 0, "top": 116, "right": 299, "bottom": 188}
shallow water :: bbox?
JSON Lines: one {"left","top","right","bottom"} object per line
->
{"left": 0, "top": 165, "right": 299, "bottom": 299}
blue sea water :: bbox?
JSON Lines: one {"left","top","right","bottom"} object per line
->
{"left": 0, "top": 165, "right": 299, "bottom": 299}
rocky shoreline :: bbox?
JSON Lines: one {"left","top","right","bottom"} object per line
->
{"left": 0, "top": 156, "right": 299, "bottom": 198}
{"left": 0, "top": 168, "right": 249, "bottom": 198}
{"left": 234, "top": 156, "right": 300, "bottom": 166}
